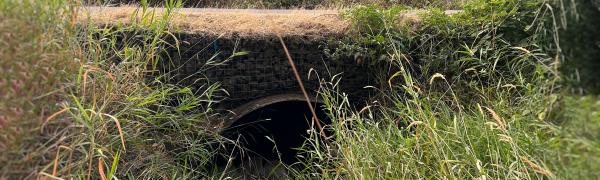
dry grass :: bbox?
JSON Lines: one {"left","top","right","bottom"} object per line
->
{"left": 0, "top": 0, "right": 77, "bottom": 178}
{"left": 77, "top": 6, "right": 456, "bottom": 38}
{"left": 94, "top": 0, "right": 467, "bottom": 9}
{"left": 79, "top": 6, "right": 348, "bottom": 37}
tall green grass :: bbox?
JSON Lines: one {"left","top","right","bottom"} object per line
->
{"left": 1, "top": 0, "right": 227, "bottom": 178}
{"left": 0, "top": 0, "right": 78, "bottom": 177}
{"left": 49, "top": 1, "right": 233, "bottom": 178}
{"left": 560, "top": 0, "right": 600, "bottom": 94}
{"left": 294, "top": 0, "right": 600, "bottom": 179}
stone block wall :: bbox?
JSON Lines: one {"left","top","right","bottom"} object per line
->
{"left": 160, "top": 33, "right": 376, "bottom": 109}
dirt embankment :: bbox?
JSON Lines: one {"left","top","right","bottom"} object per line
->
{"left": 79, "top": 7, "right": 350, "bottom": 38}
{"left": 78, "top": 7, "right": 459, "bottom": 38}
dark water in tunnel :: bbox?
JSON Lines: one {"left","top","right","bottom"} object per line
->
{"left": 220, "top": 101, "right": 330, "bottom": 165}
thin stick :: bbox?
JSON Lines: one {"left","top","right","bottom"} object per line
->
{"left": 277, "top": 35, "right": 326, "bottom": 138}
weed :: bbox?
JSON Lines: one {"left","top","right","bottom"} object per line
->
{"left": 2, "top": 0, "right": 225, "bottom": 178}
{"left": 296, "top": 0, "right": 600, "bottom": 179}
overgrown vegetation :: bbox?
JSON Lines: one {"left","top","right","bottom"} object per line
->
{"left": 560, "top": 0, "right": 600, "bottom": 94}
{"left": 0, "top": 0, "right": 77, "bottom": 177}
{"left": 1, "top": 0, "right": 225, "bottom": 178}
{"left": 1, "top": 0, "right": 599, "bottom": 179}
{"left": 296, "top": 0, "right": 600, "bottom": 179}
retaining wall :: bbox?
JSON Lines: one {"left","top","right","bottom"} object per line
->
{"left": 160, "top": 33, "right": 376, "bottom": 109}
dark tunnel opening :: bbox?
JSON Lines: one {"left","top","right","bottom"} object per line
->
{"left": 220, "top": 101, "right": 331, "bottom": 165}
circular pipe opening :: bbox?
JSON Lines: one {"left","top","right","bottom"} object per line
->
{"left": 221, "top": 100, "right": 330, "bottom": 164}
